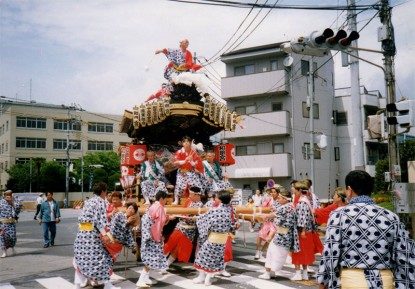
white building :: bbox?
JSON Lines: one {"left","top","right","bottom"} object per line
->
{"left": 219, "top": 43, "right": 339, "bottom": 199}
{"left": 218, "top": 42, "right": 390, "bottom": 200}
{"left": 0, "top": 98, "right": 130, "bottom": 190}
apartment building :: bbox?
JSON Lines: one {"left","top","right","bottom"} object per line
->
{"left": 0, "top": 98, "right": 130, "bottom": 190}
{"left": 219, "top": 43, "right": 339, "bottom": 199}
{"left": 334, "top": 86, "right": 388, "bottom": 182}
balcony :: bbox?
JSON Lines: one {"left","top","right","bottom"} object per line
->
{"left": 226, "top": 153, "right": 292, "bottom": 179}
{"left": 221, "top": 70, "right": 288, "bottom": 99}
{"left": 225, "top": 111, "right": 290, "bottom": 139}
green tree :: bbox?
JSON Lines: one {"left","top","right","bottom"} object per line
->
{"left": 39, "top": 161, "right": 66, "bottom": 192}
{"left": 374, "top": 158, "right": 390, "bottom": 192}
{"left": 399, "top": 140, "right": 415, "bottom": 182}
{"left": 72, "top": 151, "right": 121, "bottom": 192}
{"left": 6, "top": 163, "right": 31, "bottom": 192}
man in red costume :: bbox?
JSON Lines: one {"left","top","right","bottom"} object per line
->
{"left": 155, "top": 39, "right": 202, "bottom": 81}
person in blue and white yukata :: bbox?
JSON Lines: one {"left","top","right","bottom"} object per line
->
{"left": 202, "top": 150, "right": 232, "bottom": 195}
{"left": 317, "top": 170, "right": 415, "bottom": 289}
{"left": 136, "top": 190, "right": 171, "bottom": 288}
{"left": 73, "top": 182, "right": 120, "bottom": 289}
{"left": 193, "top": 190, "right": 237, "bottom": 286}
{"left": 140, "top": 150, "right": 167, "bottom": 205}
{"left": 0, "top": 190, "right": 22, "bottom": 258}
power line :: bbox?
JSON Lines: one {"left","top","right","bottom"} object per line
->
{"left": 169, "top": 0, "right": 380, "bottom": 11}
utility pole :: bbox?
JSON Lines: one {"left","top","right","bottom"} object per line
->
{"left": 308, "top": 57, "right": 315, "bottom": 188}
{"left": 65, "top": 107, "right": 70, "bottom": 207}
{"left": 379, "top": 0, "right": 399, "bottom": 180}
{"left": 347, "top": 0, "right": 365, "bottom": 170}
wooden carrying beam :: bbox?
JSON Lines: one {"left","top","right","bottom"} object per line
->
{"left": 138, "top": 206, "right": 271, "bottom": 215}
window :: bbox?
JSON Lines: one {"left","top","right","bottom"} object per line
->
{"left": 336, "top": 111, "right": 348, "bottom": 125}
{"left": 5, "top": 142, "right": 8, "bottom": 152}
{"left": 302, "top": 102, "right": 319, "bottom": 119}
{"left": 270, "top": 60, "right": 279, "bottom": 71}
{"left": 235, "top": 105, "right": 256, "bottom": 115}
{"left": 16, "top": 117, "right": 46, "bottom": 129}
{"left": 16, "top": 137, "right": 46, "bottom": 149}
{"left": 334, "top": 147, "right": 340, "bottom": 161}
{"left": 54, "top": 120, "right": 81, "bottom": 131}
{"left": 301, "top": 60, "right": 318, "bottom": 76}
{"left": 234, "top": 64, "right": 255, "bottom": 76}
{"left": 53, "top": 158, "right": 67, "bottom": 166}
{"left": 53, "top": 139, "right": 81, "bottom": 150}
{"left": 273, "top": 143, "right": 284, "bottom": 153}
{"left": 6, "top": 121, "right": 9, "bottom": 131}
{"left": 88, "top": 122, "right": 113, "bottom": 133}
{"left": 5, "top": 161, "right": 8, "bottom": 170}
{"left": 88, "top": 141, "right": 113, "bottom": 151}
{"left": 0, "top": 163, "right": 3, "bottom": 172}
{"left": 235, "top": 145, "right": 256, "bottom": 156}
{"left": 272, "top": 102, "right": 283, "bottom": 111}
{"left": 304, "top": 143, "right": 321, "bottom": 159}
{"left": 1, "top": 144, "right": 4, "bottom": 154}
{"left": 257, "top": 142, "right": 273, "bottom": 154}
{"left": 15, "top": 158, "right": 31, "bottom": 165}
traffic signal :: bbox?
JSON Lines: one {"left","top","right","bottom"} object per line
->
{"left": 386, "top": 100, "right": 415, "bottom": 128}
{"left": 281, "top": 29, "right": 360, "bottom": 57}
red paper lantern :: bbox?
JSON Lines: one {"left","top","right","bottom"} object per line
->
{"left": 120, "top": 144, "right": 147, "bottom": 166}
{"left": 214, "top": 143, "right": 235, "bottom": 166}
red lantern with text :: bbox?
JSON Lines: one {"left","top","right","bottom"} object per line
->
{"left": 214, "top": 143, "right": 235, "bottom": 166}
{"left": 120, "top": 144, "right": 147, "bottom": 166}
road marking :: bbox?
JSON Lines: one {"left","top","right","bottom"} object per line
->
{"left": 0, "top": 284, "right": 16, "bottom": 289}
{"left": 35, "top": 277, "right": 73, "bottom": 289}
{"left": 131, "top": 266, "right": 224, "bottom": 289}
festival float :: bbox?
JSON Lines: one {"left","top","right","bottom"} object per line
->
{"left": 118, "top": 39, "right": 242, "bottom": 206}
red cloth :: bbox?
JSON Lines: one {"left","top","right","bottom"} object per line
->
{"left": 314, "top": 203, "right": 339, "bottom": 225}
{"left": 291, "top": 231, "right": 320, "bottom": 265}
{"left": 104, "top": 241, "right": 123, "bottom": 261}
{"left": 292, "top": 234, "right": 313, "bottom": 265}
{"left": 149, "top": 201, "right": 167, "bottom": 243}
{"left": 224, "top": 236, "right": 233, "bottom": 263}
{"left": 175, "top": 148, "right": 204, "bottom": 173}
{"left": 163, "top": 229, "right": 193, "bottom": 262}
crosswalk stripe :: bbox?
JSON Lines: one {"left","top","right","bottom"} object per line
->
{"left": 35, "top": 277, "right": 73, "bottom": 289}
{"left": 0, "top": 284, "right": 16, "bottom": 289}
{"left": 111, "top": 272, "right": 126, "bottom": 281}
{"left": 130, "top": 267, "right": 224, "bottom": 289}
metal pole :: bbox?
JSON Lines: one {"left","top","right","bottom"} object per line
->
{"left": 65, "top": 108, "right": 70, "bottom": 207}
{"left": 29, "top": 158, "right": 32, "bottom": 193}
{"left": 347, "top": 0, "right": 365, "bottom": 170}
{"left": 308, "top": 57, "right": 315, "bottom": 187}
{"left": 380, "top": 0, "right": 399, "bottom": 180}
{"left": 81, "top": 148, "right": 84, "bottom": 200}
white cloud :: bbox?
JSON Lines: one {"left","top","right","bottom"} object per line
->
{"left": 1, "top": 0, "right": 414, "bottom": 115}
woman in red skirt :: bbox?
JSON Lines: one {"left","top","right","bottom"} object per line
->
{"left": 290, "top": 180, "right": 323, "bottom": 281}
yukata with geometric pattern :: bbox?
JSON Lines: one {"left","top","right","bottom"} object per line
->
{"left": 194, "top": 203, "right": 236, "bottom": 273}
{"left": 108, "top": 211, "right": 136, "bottom": 261}
{"left": 202, "top": 160, "right": 231, "bottom": 194}
{"left": 291, "top": 195, "right": 321, "bottom": 265}
{"left": 140, "top": 202, "right": 168, "bottom": 270}
{"left": 272, "top": 202, "right": 300, "bottom": 253}
{"left": 0, "top": 197, "right": 22, "bottom": 250}
{"left": 317, "top": 195, "right": 415, "bottom": 289}
{"left": 73, "top": 195, "right": 113, "bottom": 282}
{"left": 141, "top": 160, "right": 167, "bottom": 201}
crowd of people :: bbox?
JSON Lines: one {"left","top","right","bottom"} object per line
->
{"left": 68, "top": 168, "right": 415, "bottom": 289}
{"left": 1, "top": 167, "right": 415, "bottom": 289}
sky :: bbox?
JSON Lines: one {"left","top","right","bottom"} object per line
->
{"left": 0, "top": 0, "right": 414, "bottom": 116}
